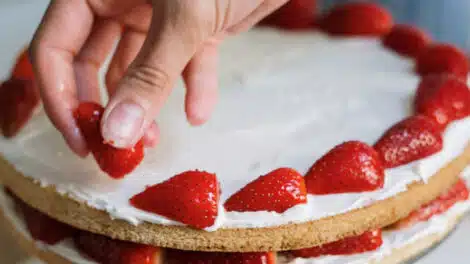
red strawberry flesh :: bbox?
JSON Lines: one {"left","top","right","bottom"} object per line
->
{"left": 73, "top": 102, "right": 144, "bottom": 179}
{"left": 319, "top": 2, "right": 393, "bottom": 36}
{"left": 5, "top": 188, "right": 77, "bottom": 245}
{"left": 0, "top": 78, "right": 40, "bottom": 138}
{"left": 291, "top": 229, "right": 383, "bottom": 258}
{"left": 382, "top": 24, "right": 431, "bottom": 58}
{"left": 414, "top": 74, "right": 470, "bottom": 129}
{"left": 12, "top": 48, "right": 35, "bottom": 81}
{"left": 391, "top": 178, "right": 469, "bottom": 229}
{"left": 224, "top": 168, "right": 307, "bottom": 213}
{"left": 373, "top": 115, "right": 443, "bottom": 168}
{"left": 261, "top": 0, "right": 316, "bottom": 30}
{"left": 305, "top": 141, "right": 385, "bottom": 195}
{"left": 130, "top": 170, "right": 219, "bottom": 229}
{"left": 74, "top": 231, "right": 161, "bottom": 264}
{"left": 415, "top": 44, "right": 469, "bottom": 79}
{"left": 165, "top": 249, "right": 276, "bottom": 264}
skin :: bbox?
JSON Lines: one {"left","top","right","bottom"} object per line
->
{"left": 31, "top": 0, "right": 289, "bottom": 156}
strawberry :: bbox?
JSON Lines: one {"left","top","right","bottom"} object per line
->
{"left": 6, "top": 189, "right": 77, "bottom": 245}
{"left": 73, "top": 102, "right": 144, "bottom": 179}
{"left": 291, "top": 229, "right": 383, "bottom": 258}
{"left": 0, "top": 78, "right": 40, "bottom": 138}
{"left": 391, "top": 178, "right": 469, "bottom": 229}
{"left": 74, "top": 231, "right": 161, "bottom": 264}
{"left": 165, "top": 250, "right": 276, "bottom": 264}
{"left": 414, "top": 74, "right": 470, "bottom": 129}
{"left": 304, "top": 141, "right": 384, "bottom": 195}
{"left": 319, "top": 2, "right": 393, "bottom": 37}
{"left": 373, "top": 115, "right": 443, "bottom": 168}
{"left": 382, "top": 24, "right": 431, "bottom": 58}
{"left": 12, "top": 48, "right": 35, "bottom": 81}
{"left": 130, "top": 170, "right": 219, "bottom": 229}
{"left": 224, "top": 168, "right": 307, "bottom": 213}
{"left": 415, "top": 44, "right": 469, "bottom": 79}
{"left": 261, "top": 0, "right": 316, "bottom": 30}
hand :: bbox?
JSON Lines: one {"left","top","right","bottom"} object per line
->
{"left": 31, "top": 0, "right": 288, "bottom": 156}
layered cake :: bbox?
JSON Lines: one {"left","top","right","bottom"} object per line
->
{"left": 1, "top": 1, "right": 470, "bottom": 263}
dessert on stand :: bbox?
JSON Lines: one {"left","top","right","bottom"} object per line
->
{"left": 1, "top": 1, "right": 470, "bottom": 263}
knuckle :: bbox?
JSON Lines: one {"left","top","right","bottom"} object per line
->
{"left": 125, "top": 64, "right": 171, "bottom": 96}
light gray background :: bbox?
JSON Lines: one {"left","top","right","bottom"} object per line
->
{"left": 0, "top": 1, "right": 468, "bottom": 263}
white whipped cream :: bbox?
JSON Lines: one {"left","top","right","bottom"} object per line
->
{"left": 1, "top": 29, "right": 470, "bottom": 230}
{"left": 2, "top": 168, "right": 470, "bottom": 264}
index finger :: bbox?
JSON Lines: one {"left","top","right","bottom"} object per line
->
{"left": 31, "top": 0, "right": 94, "bottom": 156}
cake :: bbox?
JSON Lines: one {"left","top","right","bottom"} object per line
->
{"left": 1, "top": 1, "right": 470, "bottom": 263}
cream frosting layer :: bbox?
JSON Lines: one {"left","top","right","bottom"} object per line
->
{"left": 1, "top": 28, "right": 470, "bottom": 230}
{"left": 1, "top": 167, "right": 469, "bottom": 264}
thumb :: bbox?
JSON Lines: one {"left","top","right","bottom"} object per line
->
{"left": 101, "top": 5, "right": 204, "bottom": 148}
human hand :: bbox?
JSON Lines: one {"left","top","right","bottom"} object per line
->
{"left": 31, "top": 0, "right": 289, "bottom": 156}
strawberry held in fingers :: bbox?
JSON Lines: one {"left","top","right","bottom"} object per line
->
{"left": 224, "top": 168, "right": 307, "bottom": 213}
{"left": 73, "top": 102, "right": 144, "bottom": 179}
{"left": 12, "top": 48, "right": 35, "bottom": 81}
{"left": 0, "top": 78, "right": 40, "bottom": 138}
{"left": 374, "top": 115, "right": 443, "bottom": 168}
{"left": 130, "top": 170, "right": 219, "bottom": 229}
{"left": 262, "top": 0, "right": 316, "bottom": 30}
{"left": 382, "top": 24, "right": 431, "bottom": 58}
{"left": 319, "top": 2, "right": 393, "bottom": 36}
{"left": 291, "top": 230, "right": 383, "bottom": 258}
{"left": 74, "top": 231, "right": 161, "bottom": 264}
{"left": 305, "top": 141, "right": 385, "bottom": 195}
{"left": 414, "top": 74, "right": 470, "bottom": 129}
{"left": 165, "top": 250, "right": 276, "bottom": 264}
{"left": 416, "top": 44, "right": 469, "bottom": 79}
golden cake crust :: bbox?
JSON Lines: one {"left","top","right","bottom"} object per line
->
{"left": 1, "top": 144, "right": 470, "bottom": 252}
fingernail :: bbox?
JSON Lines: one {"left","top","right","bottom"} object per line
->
{"left": 102, "top": 101, "right": 144, "bottom": 148}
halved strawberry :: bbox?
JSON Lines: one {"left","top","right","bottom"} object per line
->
{"left": 224, "top": 168, "right": 307, "bottom": 213}
{"left": 390, "top": 178, "right": 469, "bottom": 229}
{"left": 305, "top": 141, "right": 384, "bottom": 195}
{"left": 165, "top": 249, "right": 276, "bottom": 264}
{"left": 74, "top": 102, "right": 144, "bottom": 179}
{"left": 415, "top": 44, "right": 469, "bottom": 79}
{"left": 382, "top": 24, "right": 431, "bottom": 58}
{"left": 373, "top": 115, "right": 443, "bottom": 168}
{"left": 74, "top": 231, "right": 161, "bottom": 264}
{"left": 12, "top": 48, "right": 35, "bottom": 81}
{"left": 130, "top": 170, "right": 219, "bottom": 229}
{"left": 5, "top": 189, "right": 77, "bottom": 245}
{"left": 291, "top": 229, "right": 383, "bottom": 258}
{"left": 0, "top": 78, "right": 40, "bottom": 138}
{"left": 261, "top": 0, "right": 316, "bottom": 30}
{"left": 414, "top": 74, "right": 470, "bottom": 129}
{"left": 319, "top": 2, "right": 393, "bottom": 36}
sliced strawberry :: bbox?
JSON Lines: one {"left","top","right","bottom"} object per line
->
{"left": 391, "top": 178, "right": 469, "bottom": 229}
{"left": 291, "top": 229, "right": 382, "bottom": 258}
{"left": 130, "top": 170, "right": 219, "bottom": 229}
{"left": 414, "top": 74, "right": 470, "bottom": 129}
{"left": 261, "top": 0, "right": 316, "bottom": 30}
{"left": 224, "top": 168, "right": 307, "bottom": 213}
{"left": 382, "top": 24, "right": 431, "bottom": 58}
{"left": 374, "top": 115, "right": 443, "bottom": 168}
{"left": 319, "top": 2, "right": 393, "bottom": 36}
{"left": 0, "top": 78, "right": 40, "bottom": 138}
{"left": 12, "top": 48, "right": 35, "bottom": 81}
{"left": 73, "top": 102, "right": 144, "bottom": 179}
{"left": 415, "top": 44, "right": 469, "bottom": 79}
{"left": 5, "top": 188, "right": 76, "bottom": 245}
{"left": 165, "top": 249, "right": 276, "bottom": 264}
{"left": 305, "top": 141, "right": 384, "bottom": 195}
{"left": 74, "top": 231, "right": 161, "bottom": 264}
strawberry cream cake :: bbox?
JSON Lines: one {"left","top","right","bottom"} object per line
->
{"left": 2, "top": 1, "right": 470, "bottom": 263}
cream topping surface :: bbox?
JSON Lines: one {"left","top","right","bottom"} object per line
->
{"left": 1, "top": 29, "right": 470, "bottom": 230}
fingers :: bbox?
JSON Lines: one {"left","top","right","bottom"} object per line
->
{"left": 182, "top": 40, "right": 220, "bottom": 126}
{"left": 229, "top": 0, "right": 289, "bottom": 33}
{"left": 75, "top": 19, "right": 122, "bottom": 103}
{"left": 31, "top": 0, "right": 94, "bottom": 156}
{"left": 101, "top": 2, "right": 206, "bottom": 148}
